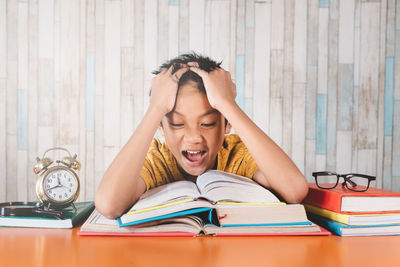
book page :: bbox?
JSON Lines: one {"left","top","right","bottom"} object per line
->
{"left": 128, "top": 180, "right": 201, "bottom": 212}
{"left": 81, "top": 209, "right": 203, "bottom": 234}
{"left": 196, "top": 170, "right": 280, "bottom": 203}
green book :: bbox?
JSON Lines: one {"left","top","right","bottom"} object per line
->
{"left": 0, "top": 201, "right": 94, "bottom": 229}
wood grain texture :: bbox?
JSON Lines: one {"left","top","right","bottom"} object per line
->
{"left": 253, "top": 1, "right": 271, "bottom": 133}
{"left": 2, "top": 0, "right": 400, "bottom": 201}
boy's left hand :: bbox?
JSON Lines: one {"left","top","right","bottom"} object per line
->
{"left": 188, "top": 63, "right": 237, "bottom": 112}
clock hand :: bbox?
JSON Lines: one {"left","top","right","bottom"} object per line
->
{"left": 48, "top": 184, "right": 64, "bottom": 190}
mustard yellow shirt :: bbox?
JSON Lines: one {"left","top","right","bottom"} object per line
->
{"left": 140, "top": 134, "right": 259, "bottom": 190}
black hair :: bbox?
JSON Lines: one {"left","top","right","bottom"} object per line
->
{"left": 152, "top": 52, "right": 222, "bottom": 93}
{"left": 153, "top": 52, "right": 228, "bottom": 127}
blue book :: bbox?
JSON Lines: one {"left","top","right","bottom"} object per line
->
{"left": 308, "top": 213, "right": 400, "bottom": 236}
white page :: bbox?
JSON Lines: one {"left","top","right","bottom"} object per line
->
{"left": 129, "top": 180, "right": 201, "bottom": 211}
{"left": 196, "top": 170, "right": 280, "bottom": 203}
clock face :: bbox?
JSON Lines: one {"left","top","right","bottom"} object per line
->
{"left": 43, "top": 169, "right": 79, "bottom": 202}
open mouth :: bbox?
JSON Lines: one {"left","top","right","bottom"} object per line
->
{"left": 182, "top": 150, "right": 206, "bottom": 162}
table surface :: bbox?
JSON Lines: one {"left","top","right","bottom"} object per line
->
{"left": 1, "top": 227, "right": 400, "bottom": 267}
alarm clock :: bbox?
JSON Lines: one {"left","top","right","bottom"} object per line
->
{"left": 34, "top": 147, "right": 81, "bottom": 210}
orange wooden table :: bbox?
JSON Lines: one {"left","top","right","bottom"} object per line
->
{"left": 1, "top": 227, "right": 400, "bottom": 267}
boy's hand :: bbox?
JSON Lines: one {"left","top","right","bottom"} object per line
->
{"left": 149, "top": 65, "right": 189, "bottom": 115}
{"left": 188, "top": 63, "right": 237, "bottom": 112}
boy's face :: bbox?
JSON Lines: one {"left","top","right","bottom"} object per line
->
{"left": 159, "top": 81, "right": 231, "bottom": 178}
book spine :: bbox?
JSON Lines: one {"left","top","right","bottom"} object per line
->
{"left": 304, "top": 204, "right": 349, "bottom": 225}
{"left": 303, "top": 188, "right": 343, "bottom": 213}
{"left": 308, "top": 214, "right": 343, "bottom": 236}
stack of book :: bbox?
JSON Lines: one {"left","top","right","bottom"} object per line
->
{"left": 0, "top": 201, "right": 94, "bottom": 229}
{"left": 79, "top": 170, "right": 329, "bottom": 236}
{"left": 303, "top": 183, "right": 400, "bottom": 236}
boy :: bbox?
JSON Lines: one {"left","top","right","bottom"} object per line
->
{"left": 95, "top": 53, "right": 308, "bottom": 219}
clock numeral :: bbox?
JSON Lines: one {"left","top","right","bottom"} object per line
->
{"left": 46, "top": 185, "right": 50, "bottom": 188}
{"left": 70, "top": 183, "right": 73, "bottom": 187}
{"left": 64, "top": 193, "right": 68, "bottom": 197}
{"left": 48, "top": 179, "right": 52, "bottom": 183}
{"left": 58, "top": 195, "right": 62, "bottom": 199}
{"left": 53, "top": 193, "right": 56, "bottom": 198}
{"left": 69, "top": 189, "right": 72, "bottom": 192}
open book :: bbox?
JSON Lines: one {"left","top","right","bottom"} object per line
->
{"left": 118, "top": 170, "right": 287, "bottom": 226}
{"left": 79, "top": 170, "right": 327, "bottom": 236}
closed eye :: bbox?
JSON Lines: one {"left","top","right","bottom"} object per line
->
{"left": 201, "top": 122, "right": 216, "bottom": 127}
{"left": 169, "top": 122, "right": 184, "bottom": 127}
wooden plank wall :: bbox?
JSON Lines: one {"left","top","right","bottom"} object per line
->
{"left": 1, "top": 0, "right": 399, "bottom": 201}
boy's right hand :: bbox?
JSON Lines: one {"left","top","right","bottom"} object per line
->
{"left": 149, "top": 65, "right": 188, "bottom": 115}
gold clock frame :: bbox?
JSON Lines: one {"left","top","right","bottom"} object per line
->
{"left": 34, "top": 147, "right": 81, "bottom": 210}
{"left": 35, "top": 165, "right": 80, "bottom": 210}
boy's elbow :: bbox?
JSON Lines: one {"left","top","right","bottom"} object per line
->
{"left": 285, "top": 177, "right": 309, "bottom": 204}
{"left": 95, "top": 193, "right": 123, "bottom": 220}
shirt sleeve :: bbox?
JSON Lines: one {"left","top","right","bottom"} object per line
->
{"left": 140, "top": 139, "right": 171, "bottom": 190}
{"left": 140, "top": 138, "right": 184, "bottom": 190}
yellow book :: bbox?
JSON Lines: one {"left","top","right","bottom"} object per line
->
{"left": 304, "top": 204, "right": 400, "bottom": 226}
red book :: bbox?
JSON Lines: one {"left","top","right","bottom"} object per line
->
{"left": 303, "top": 183, "right": 400, "bottom": 214}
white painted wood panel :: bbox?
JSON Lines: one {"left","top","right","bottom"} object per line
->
{"left": 282, "top": 0, "right": 294, "bottom": 157}
{"left": 236, "top": 0, "right": 245, "bottom": 55}
{"left": 377, "top": 0, "right": 388, "bottom": 189}
{"left": 179, "top": 0, "right": 189, "bottom": 54}
{"left": 210, "top": 0, "right": 231, "bottom": 69}
{"left": 338, "top": 0, "right": 355, "bottom": 64}
{"left": 358, "top": 3, "right": 380, "bottom": 149}
{"left": 305, "top": 139, "right": 316, "bottom": 182}
{"left": 271, "top": 0, "right": 284, "bottom": 50}
{"left": 229, "top": 0, "right": 237, "bottom": 77}
{"left": 28, "top": 0, "right": 39, "bottom": 201}
{"left": 318, "top": 8, "right": 329, "bottom": 94}
{"left": 293, "top": 0, "right": 307, "bottom": 84}
{"left": 104, "top": 0, "right": 121, "bottom": 147}
{"left": 292, "top": 83, "right": 306, "bottom": 173}
{"left": 143, "top": 0, "right": 157, "bottom": 111}
{"left": 121, "top": 0, "right": 134, "bottom": 48}
{"left": 79, "top": 0, "right": 88, "bottom": 201}
{"left": 253, "top": 1, "right": 271, "bottom": 133}
{"left": 189, "top": 0, "right": 205, "bottom": 54}
{"left": 168, "top": 4, "right": 179, "bottom": 58}
{"left": 0, "top": 0, "right": 6, "bottom": 78}
{"left": 59, "top": 0, "right": 80, "bottom": 146}
{"left": 158, "top": 0, "right": 169, "bottom": 64}
{"left": 17, "top": 150, "right": 28, "bottom": 200}
{"left": 336, "top": 131, "right": 352, "bottom": 173}
{"left": 270, "top": 97, "right": 283, "bottom": 147}
{"left": 38, "top": 0, "right": 53, "bottom": 59}
{"left": 17, "top": 2, "right": 28, "bottom": 89}
{"left": 0, "top": 78, "right": 6, "bottom": 201}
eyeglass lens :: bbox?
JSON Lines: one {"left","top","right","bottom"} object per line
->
{"left": 315, "top": 174, "right": 338, "bottom": 189}
{"left": 315, "top": 174, "right": 370, "bottom": 192}
{"left": 343, "top": 175, "right": 370, "bottom": 191}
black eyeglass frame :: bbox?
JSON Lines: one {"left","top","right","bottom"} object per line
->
{"left": 312, "top": 171, "right": 376, "bottom": 192}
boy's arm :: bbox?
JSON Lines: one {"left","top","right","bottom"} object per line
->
{"left": 95, "top": 66, "right": 188, "bottom": 219}
{"left": 189, "top": 66, "right": 308, "bottom": 204}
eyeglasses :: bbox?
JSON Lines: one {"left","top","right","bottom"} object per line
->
{"left": 312, "top": 171, "right": 376, "bottom": 192}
